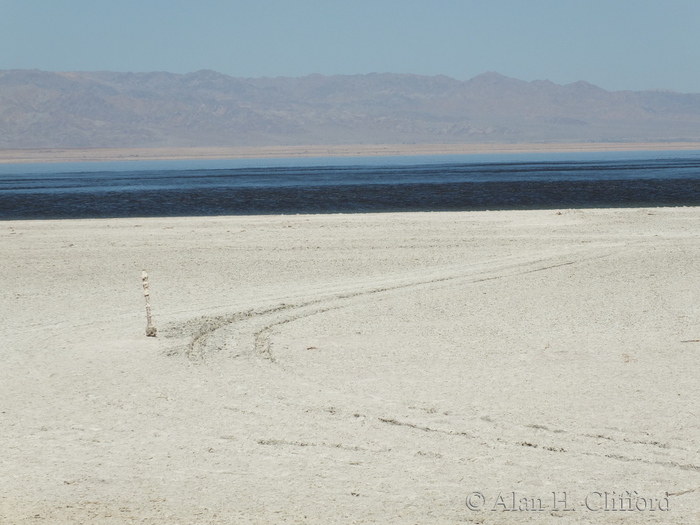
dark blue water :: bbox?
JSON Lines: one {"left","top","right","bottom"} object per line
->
{"left": 1, "top": 151, "right": 700, "bottom": 219}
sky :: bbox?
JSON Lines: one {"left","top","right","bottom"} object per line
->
{"left": 1, "top": 0, "right": 700, "bottom": 93}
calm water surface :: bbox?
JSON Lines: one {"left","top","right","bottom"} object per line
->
{"left": 1, "top": 150, "right": 699, "bottom": 219}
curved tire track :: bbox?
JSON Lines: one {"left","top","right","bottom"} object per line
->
{"left": 165, "top": 245, "right": 612, "bottom": 362}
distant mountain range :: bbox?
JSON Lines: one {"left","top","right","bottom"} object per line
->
{"left": 1, "top": 69, "right": 700, "bottom": 149}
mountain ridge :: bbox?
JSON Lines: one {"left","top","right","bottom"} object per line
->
{"left": 1, "top": 69, "right": 699, "bottom": 149}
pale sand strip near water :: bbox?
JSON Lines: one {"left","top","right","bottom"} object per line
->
{"left": 1, "top": 208, "right": 700, "bottom": 523}
{"left": 2, "top": 141, "right": 700, "bottom": 163}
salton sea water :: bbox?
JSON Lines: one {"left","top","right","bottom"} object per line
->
{"left": 1, "top": 150, "right": 700, "bottom": 220}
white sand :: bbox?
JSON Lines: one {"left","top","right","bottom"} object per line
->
{"left": 1, "top": 208, "right": 699, "bottom": 524}
{"left": 3, "top": 142, "right": 700, "bottom": 163}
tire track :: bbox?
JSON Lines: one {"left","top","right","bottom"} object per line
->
{"left": 375, "top": 412, "right": 700, "bottom": 476}
{"left": 161, "top": 240, "right": 700, "bottom": 484}
{"left": 164, "top": 245, "right": 613, "bottom": 362}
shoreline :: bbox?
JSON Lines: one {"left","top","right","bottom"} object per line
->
{"left": 2, "top": 141, "right": 700, "bottom": 164}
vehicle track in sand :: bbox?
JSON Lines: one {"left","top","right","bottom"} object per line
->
{"left": 163, "top": 244, "right": 614, "bottom": 363}
{"left": 160, "top": 240, "right": 700, "bottom": 490}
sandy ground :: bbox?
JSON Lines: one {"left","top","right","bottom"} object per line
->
{"left": 2, "top": 142, "right": 700, "bottom": 163}
{"left": 1, "top": 208, "right": 700, "bottom": 524}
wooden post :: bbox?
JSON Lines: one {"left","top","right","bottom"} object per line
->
{"left": 142, "top": 270, "right": 157, "bottom": 337}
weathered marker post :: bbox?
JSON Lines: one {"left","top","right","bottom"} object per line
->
{"left": 142, "top": 270, "right": 157, "bottom": 337}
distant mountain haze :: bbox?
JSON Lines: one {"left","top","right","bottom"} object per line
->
{"left": 1, "top": 69, "right": 699, "bottom": 149}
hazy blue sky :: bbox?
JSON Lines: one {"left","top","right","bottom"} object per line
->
{"left": 2, "top": 0, "right": 699, "bottom": 92}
